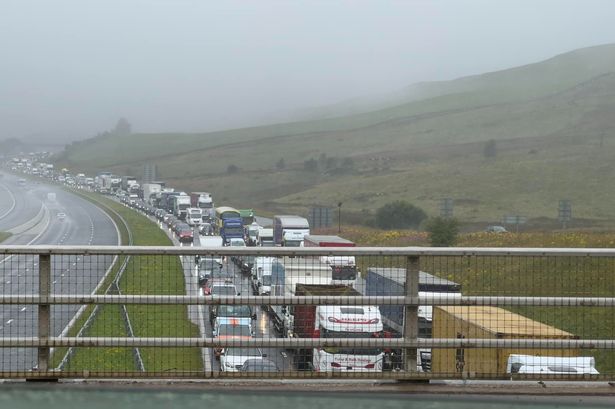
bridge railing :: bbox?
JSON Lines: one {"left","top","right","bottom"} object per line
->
{"left": 0, "top": 245, "right": 613, "bottom": 380}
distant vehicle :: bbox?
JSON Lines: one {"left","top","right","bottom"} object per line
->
{"left": 216, "top": 206, "right": 244, "bottom": 244}
{"left": 228, "top": 237, "right": 246, "bottom": 247}
{"left": 175, "top": 223, "right": 194, "bottom": 243}
{"left": 258, "top": 228, "right": 274, "bottom": 247}
{"left": 185, "top": 207, "right": 203, "bottom": 227}
{"left": 273, "top": 215, "right": 310, "bottom": 247}
{"left": 486, "top": 225, "right": 508, "bottom": 233}
{"left": 56, "top": 212, "right": 66, "bottom": 220}
{"left": 239, "top": 209, "right": 255, "bottom": 226}
{"left": 240, "top": 358, "right": 279, "bottom": 373}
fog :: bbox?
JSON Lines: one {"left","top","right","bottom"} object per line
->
{"left": 2, "top": 0, "right": 615, "bottom": 145}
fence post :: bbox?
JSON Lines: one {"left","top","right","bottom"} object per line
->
{"left": 404, "top": 255, "right": 419, "bottom": 374}
{"left": 38, "top": 254, "right": 51, "bottom": 373}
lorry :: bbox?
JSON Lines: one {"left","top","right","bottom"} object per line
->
{"left": 141, "top": 183, "right": 162, "bottom": 205}
{"left": 258, "top": 228, "right": 274, "bottom": 246}
{"left": 239, "top": 209, "right": 255, "bottom": 226}
{"left": 360, "top": 267, "right": 463, "bottom": 371}
{"left": 190, "top": 192, "right": 215, "bottom": 222}
{"left": 185, "top": 207, "right": 203, "bottom": 226}
{"left": 267, "top": 257, "right": 334, "bottom": 337}
{"left": 121, "top": 176, "right": 137, "bottom": 191}
{"left": 293, "top": 284, "right": 385, "bottom": 372}
{"left": 245, "top": 223, "right": 260, "bottom": 246}
{"left": 304, "top": 235, "right": 358, "bottom": 286}
{"left": 170, "top": 193, "right": 191, "bottom": 220}
{"left": 221, "top": 218, "right": 244, "bottom": 244}
{"left": 273, "top": 215, "right": 310, "bottom": 247}
{"left": 432, "top": 306, "right": 579, "bottom": 376}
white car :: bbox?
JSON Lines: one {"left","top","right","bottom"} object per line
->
{"left": 57, "top": 212, "right": 66, "bottom": 220}
{"left": 228, "top": 238, "right": 246, "bottom": 247}
{"left": 220, "top": 347, "right": 263, "bottom": 372}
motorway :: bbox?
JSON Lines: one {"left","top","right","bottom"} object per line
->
{"left": 0, "top": 172, "right": 119, "bottom": 370}
{"left": 157, "top": 221, "right": 294, "bottom": 374}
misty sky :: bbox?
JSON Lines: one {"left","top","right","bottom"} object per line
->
{"left": 2, "top": 0, "right": 615, "bottom": 144}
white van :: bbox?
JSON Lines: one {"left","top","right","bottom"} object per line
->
{"left": 507, "top": 354, "right": 599, "bottom": 375}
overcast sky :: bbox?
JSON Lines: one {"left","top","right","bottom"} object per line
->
{"left": 2, "top": 0, "right": 615, "bottom": 144}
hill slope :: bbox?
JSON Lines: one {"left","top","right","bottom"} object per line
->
{"left": 57, "top": 43, "right": 615, "bottom": 225}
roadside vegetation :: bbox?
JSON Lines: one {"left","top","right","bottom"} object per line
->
{"left": 56, "top": 192, "right": 201, "bottom": 372}
{"left": 328, "top": 225, "right": 615, "bottom": 373}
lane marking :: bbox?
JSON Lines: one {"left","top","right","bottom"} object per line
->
{"left": 0, "top": 179, "right": 17, "bottom": 220}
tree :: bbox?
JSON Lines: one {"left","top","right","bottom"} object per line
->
{"left": 304, "top": 158, "right": 318, "bottom": 172}
{"left": 114, "top": 118, "right": 132, "bottom": 136}
{"left": 227, "top": 164, "right": 239, "bottom": 174}
{"left": 483, "top": 139, "right": 497, "bottom": 158}
{"left": 341, "top": 157, "right": 354, "bottom": 169}
{"left": 375, "top": 200, "right": 427, "bottom": 230}
{"left": 276, "top": 158, "right": 286, "bottom": 170}
{"left": 425, "top": 217, "right": 459, "bottom": 247}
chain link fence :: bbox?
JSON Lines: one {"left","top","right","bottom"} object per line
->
{"left": 0, "top": 246, "right": 612, "bottom": 380}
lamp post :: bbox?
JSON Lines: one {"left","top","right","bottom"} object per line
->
{"left": 337, "top": 202, "right": 342, "bottom": 233}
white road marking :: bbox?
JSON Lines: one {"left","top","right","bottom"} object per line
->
{"left": 20, "top": 307, "right": 26, "bottom": 312}
{"left": 6, "top": 319, "right": 13, "bottom": 325}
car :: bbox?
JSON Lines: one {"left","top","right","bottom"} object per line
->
{"left": 228, "top": 238, "right": 246, "bottom": 247}
{"left": 175, "top": 224, "right": 194, "bottom": 243}
{"left": 210, "top": 304, "right": 255, "bottom": 326}
{"left": 239, "top": 358, "right": 279, "bottom": 373}
{"left": 56, "top": 212, "right": 66, "bottom": 220}
{"left": 207, "top": 279, "right": 241, "bottom": 296}
{"left": 485, "top": 225, "right": 508, "bottom": 233}
{"left": 220, "top": 347, "right": 263, "bottom": 372}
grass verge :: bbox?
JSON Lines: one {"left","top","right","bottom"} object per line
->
{"left": 0, "top": 232, "right": 11, "bottom": 243}
{"left": 53, "top": 191, "right": 201, "bottom": 372}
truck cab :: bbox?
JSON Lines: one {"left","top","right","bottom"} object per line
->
{"left": 186, "top": 207, "right": 203, "bottom": 226}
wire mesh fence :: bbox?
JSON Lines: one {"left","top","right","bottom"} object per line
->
{"left": 0, "top": 246, "right": 613, "bottom": 380}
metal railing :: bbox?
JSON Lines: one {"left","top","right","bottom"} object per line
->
{"left": 0, "top": 245, "right": 613, "bottom": 380}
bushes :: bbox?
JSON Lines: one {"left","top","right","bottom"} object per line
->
{"left": 425, "top": 217, "right": 459, "bottom": 247}
{"left": 375, "top": 200, "right": 427, "bottom": 230}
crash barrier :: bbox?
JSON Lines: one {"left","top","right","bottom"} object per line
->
{"left": 0, "top": 245, "right": 613, "bottom": 380}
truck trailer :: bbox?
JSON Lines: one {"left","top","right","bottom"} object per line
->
{"left": 273, "top": 215, "right": 310, "bottom": 247}
{"left": 359, "top": 267, "right": 462, "bottom": 371}
{"left": 304, "top": 235, "right": 358, "bottom": 286}
{"left": 432, "top": 306, "right": 579, "bottom": 376}
{"left": 293, "top": 284, "right": 385, "bottom": 372}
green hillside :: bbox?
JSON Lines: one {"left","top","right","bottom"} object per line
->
{"left": 57, "top": 43, "right": 615, "bottom": 226}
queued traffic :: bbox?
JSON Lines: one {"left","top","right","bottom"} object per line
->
{"left": 5, "top": 155, "right": 601, "bottom": 377}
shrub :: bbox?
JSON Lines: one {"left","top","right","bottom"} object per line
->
{"left": 375, "top": 201, "right": 427, "bottom": 229}
{"left": 425, "top": 217, "right": 459, "bottom": 247}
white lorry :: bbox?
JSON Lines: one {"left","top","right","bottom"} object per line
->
{"left": 258, "top": 228, "right": 274, "bottom": 246}
{"left": 273, "top": 215, "right": 310, "bottom": 247}
{"left": 185, "top": 207, "right": 203, "bottom": 226}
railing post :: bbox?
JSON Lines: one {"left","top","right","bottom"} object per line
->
{"left": 404, "top": 255, "right": 419, "bottom": 373}
{"left": 38, "top": 254, "right": 51, "bottom": 372}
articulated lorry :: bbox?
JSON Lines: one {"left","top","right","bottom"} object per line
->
{"left": 304, "top": 235, "right": 358, "bottom": 286}
{"left": 359, "top": 267, "right": 462, "bottom": 371}
{"left": 170, "top": 193, "right": 191, "bottom": 220}
{"left": 273, "top": 215, "right": 310, "bottom": 247}
{"left": 141, "top": 183, "right": 162, "bottom": 205}
{"left": 293, "top": 284, "right": 385, "bottom": 372}
{"left": 190, "top": 192, "right": 215, "bottom": 222}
